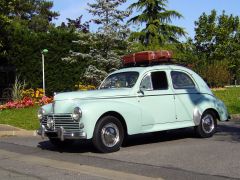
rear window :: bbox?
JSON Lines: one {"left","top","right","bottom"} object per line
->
{"left": 171, "top": 71, "right": 195, "bottom": 89}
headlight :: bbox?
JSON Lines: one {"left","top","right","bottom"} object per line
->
{"left": 72, "top": 107, "right": 82, "bottom": 121}
{"left": 37, "top": 108, "right": 45, "bottom": 120}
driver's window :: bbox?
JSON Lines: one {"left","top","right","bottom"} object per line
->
{"left": 140, "top": 74, "right": 153, "bottom": 91}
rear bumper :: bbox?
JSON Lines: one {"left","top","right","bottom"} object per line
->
{"left": 37, "top": 125, "right": 87, "bottom": 141}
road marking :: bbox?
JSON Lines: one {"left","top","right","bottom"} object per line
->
{"left": 0, "top": 149, "right": 164, "bottom": 180}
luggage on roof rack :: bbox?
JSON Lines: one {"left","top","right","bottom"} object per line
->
{"left": 122, "top": 50, "right": 173, "bottom": 67}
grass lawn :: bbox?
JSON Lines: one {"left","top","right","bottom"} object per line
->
{"left": 213, "top": 87, "right": 240, "bottom": 114}
{"left": 0, "top": 106, "right": 39, "bottom": 130}
{"left": 0, "top": 87, "right": 239, "bottom": 130}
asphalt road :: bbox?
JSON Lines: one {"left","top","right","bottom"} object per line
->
{"left": 0, "top": 120, "right": 240, "bottom": 180}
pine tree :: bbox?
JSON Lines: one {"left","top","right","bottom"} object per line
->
{"left": 86, "top": 0, "right": 130, "bottom": 85}
{"left": 64, "top": 0, "right": 130, "bottom": 86}
{"left": 128, "top": 0, "right": 185, "bottom": 46}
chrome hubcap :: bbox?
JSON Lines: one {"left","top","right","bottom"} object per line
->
{"left": 101, "top": 123, "right": 120, "bottom": 148}
{"left": 202, "top": 114, "right": 215, "bottom": 134}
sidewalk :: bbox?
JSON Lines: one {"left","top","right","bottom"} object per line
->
{"left": 0, "top": 124, "right": 37, "bottom": 137}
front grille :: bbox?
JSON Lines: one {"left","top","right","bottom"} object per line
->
{"left": 42, "top": 114, "right": 80, "bottom": 131}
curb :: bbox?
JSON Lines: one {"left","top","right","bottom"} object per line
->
{"left": 0, "top": 130, "right": 37, "bottom": 137}
{"left": 231, "top": 114, "right": 240, "bottom": 120}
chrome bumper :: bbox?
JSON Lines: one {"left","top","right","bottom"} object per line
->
{"left": 37, "top": 125, "right": 87, "bottom": 141}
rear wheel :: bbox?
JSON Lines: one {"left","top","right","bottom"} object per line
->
{"left": 93, "top": 116, "right": 124, "bottom": 153}
{"left": 195, "top": 111, "right": 217, "bottom": 138}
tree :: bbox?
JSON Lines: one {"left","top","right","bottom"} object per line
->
{"left": 67, "top": 0, "right": 130, "bottom": 86}
{"left": 0, "top": 0, "right": 15, "bottom": 58}
{"left": 194, "top": 10, "right": 240, "bottom": 84}
{"left": 88, "top": 0, "right": 130, "bottom": 57}
{"left": 127, "top": 0, "right": 185, "bottom": 46}
{"left": 65, "top": 15, "right": 90, "bottom": 33}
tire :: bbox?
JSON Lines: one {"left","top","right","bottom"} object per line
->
{"left": 93, "top": 116, "right": 124, "bottom": 153}
{"left": 195, "top": 111, "right": 217, "bottom": 138}
{"left": 49, "top": 138, "right": 74, "bottom": 148}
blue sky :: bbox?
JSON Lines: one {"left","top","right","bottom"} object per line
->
{"left": 51, "top": 0, "right": 240, "bottom": 39}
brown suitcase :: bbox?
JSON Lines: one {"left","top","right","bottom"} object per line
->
{"left": 122, "top": 50, "right": 173, "bottom": 66}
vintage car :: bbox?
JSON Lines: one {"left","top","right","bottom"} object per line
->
{"left": 37, "top": 63, "right": 229, "bottom": 153}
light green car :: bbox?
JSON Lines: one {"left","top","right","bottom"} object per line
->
{"left": 37, "top": 65, "right": 229, "bottom": 153}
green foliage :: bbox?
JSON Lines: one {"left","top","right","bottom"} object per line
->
{"left": 194, "top": 10, "right": 240, "bottom": 83}
{"left": 11, "top": 76, "right": 26, "bottom": 101}
{"left": 8, "top": 24, "right": 86, "bottom": 95}
{"left": 195, "top": 60, "right": 231, "bottom": 87}
{"left": 128, "top": 0, "right": 186, "bottom": 46}
{"left": 0, "top": 105, "right": 39, "bottom": 130}
{"left": 63, "top": 0, "right": 131, "bottom": 86}
{"left": 1, "top": 0, "right": 240, "bottom": 96}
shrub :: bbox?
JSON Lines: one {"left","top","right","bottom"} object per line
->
{"left": 75, "top": 83, "right": 96, "bottom": 91}
{"left": 0, "top": 87, "right": 53, "bottom": 111}
{"left": 196, "top": 60, "right": 230, "bottom": 87}
{"left": 11, "top": 76, "right": 26, "bottom": 101}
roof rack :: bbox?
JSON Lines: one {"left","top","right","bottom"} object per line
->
{"left": 122, "top": 50, "right": 172, "bottom": 67}
{"left": 121, "top": 50, "right": 193, "bottom": 69}
{"left": 122, "top": 59, "right": 192, "bottom": 68}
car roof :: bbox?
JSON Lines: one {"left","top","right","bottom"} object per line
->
{"left": 113, "top": 65, "right": 194, "bottom": 75}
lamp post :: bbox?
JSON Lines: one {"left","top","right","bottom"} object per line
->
{"left": 41, "top": 49, "right": 48, "bottom": 96}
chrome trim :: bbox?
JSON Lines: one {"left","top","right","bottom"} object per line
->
{"left": 193, "top": 108, "right": 202, "bottom": 125}
{"left": 202, "top": 114, "right": 215, "bottom": 134}
{"left": 41, "top": 114, "right": 80, "bottom": 131}
{"left": 52, "top": 101, "right": 55, "bottom": 114}
{"left": 101, "top": 123, "right": 120, "bottom": 148}
{"left": 38, "top": 114, "right": 87, "bottom": 140}
{"left": 37, "top": 125, "right": 46, "bottom": 139}
{"left": 38, "top": 125, "right": 87, "bottom": 140}
{"left": 59, "top": 126, "right": 64, "bottom": 141}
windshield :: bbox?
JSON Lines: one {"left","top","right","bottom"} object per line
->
{"left": 100, "top": 72, "right": 139, "bottom": 89}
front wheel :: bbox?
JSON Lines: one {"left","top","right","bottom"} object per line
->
{"left": 195, "top": 111, "right": 217, "bottom": 138}
{"left": 93, "top": 116, "right": 124, "bottom": 153}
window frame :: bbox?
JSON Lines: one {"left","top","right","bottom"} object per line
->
{"left": 170, "top": 71, "right": 196, "bottom": 90}
{"left": 99, "top": 71, "right": 139, "bottom": 89}
{"left": 140, "top": 71, "right": 169, "bottom": 91}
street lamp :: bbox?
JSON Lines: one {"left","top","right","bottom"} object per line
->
{"left": 41, "top": 49, "right": 48, "bottom": 96}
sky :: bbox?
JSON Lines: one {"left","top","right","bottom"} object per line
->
{"left": 51, "top": 0, "right": 240, "bottom": 39}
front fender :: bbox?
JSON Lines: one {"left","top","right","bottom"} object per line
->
{"left": 77, "top": 99, "right": 142, "bottom": 139}
{"left": 41, "top": 103, "right": 52, "bottom": 114}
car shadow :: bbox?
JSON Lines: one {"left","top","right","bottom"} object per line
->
{"left": 123, "top": 128, "right": 196, "bottom": 147}
{"left": 37, "top": 128, "right": 196, "bottom": 153}
{"left": 214, "top": 120, "right": 240, "bottom": 142}
{"left": 37, "top": 120, "right": 240, "bottom": 153}
{"left": 37, "top": 139, "right": 97, "bottom": 153}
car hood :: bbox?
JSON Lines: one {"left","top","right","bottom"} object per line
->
{"left": 54, "top": 89, "right": 133, "bottom": 101}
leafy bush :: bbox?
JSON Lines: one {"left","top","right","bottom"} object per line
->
{"left": 195, "top": 60, "right": 230, "bottom": 87}
{"left": 75, "top": 83, "right": 96, "bottom": 91}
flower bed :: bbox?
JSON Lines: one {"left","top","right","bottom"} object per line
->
{"left": 0, "top": 88, "right": 53, "bottom": 111}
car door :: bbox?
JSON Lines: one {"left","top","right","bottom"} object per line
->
{"left": 138, "top": 70, "right": 176, "bottom": 131}
{"left": 170, "top": 70, "right": 200, "bottom": 122}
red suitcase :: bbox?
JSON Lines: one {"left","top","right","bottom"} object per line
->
{"left": 154, "top": 50, "right": 172, "bottom": 60}
{"left": 122, "top": 50, "right": 173, "bottom": 66}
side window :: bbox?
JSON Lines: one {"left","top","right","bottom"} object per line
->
{"left": 151, "top": 71, "right": 168, "bottom": 90}
{"left": 140, "top": 74, "right": 153, "bottom": 90}
{"left": 140, "top": 71, "right": 168, "bottom": 91}
{"left": 171, "top": 71, "right": 195, "bottom": 89}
